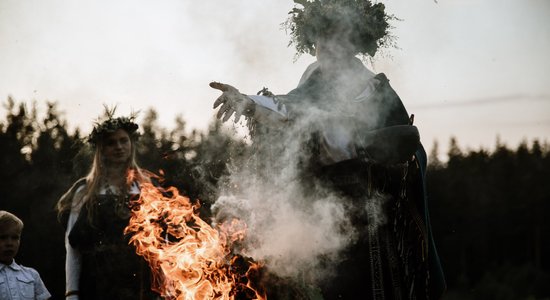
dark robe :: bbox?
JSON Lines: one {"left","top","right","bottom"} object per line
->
{"left": 67, "top": 184, "right": 158, "bottom": 300}
{"left": 253, "top": 59, "right": 446, "bottom": 299}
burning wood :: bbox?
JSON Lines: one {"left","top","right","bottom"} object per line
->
{"left": 124, "top": 182, "right": 266, "bottom": 300}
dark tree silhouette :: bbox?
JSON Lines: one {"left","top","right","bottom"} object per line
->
{"left": 428, "top": 137, "right": 550, "bottom": 299}
{"left": 1, "top": 99, "right": 549, "bottom": 299}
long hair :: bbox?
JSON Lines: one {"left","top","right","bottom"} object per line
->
{"left": 56, "top": 129, "right": 151, "bottom": 222}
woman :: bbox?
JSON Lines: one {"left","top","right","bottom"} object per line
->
{"left": 56, "top": 114, "right": 158, "bottom": 300}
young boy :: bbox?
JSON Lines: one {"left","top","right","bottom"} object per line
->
{"left": 0, "top": 210, "right": 51, "bottom": 300}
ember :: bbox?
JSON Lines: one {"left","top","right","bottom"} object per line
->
{"left": 124, "top": 181, "right": 266, "bottom": 300}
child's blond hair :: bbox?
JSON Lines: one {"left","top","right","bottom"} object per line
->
{"left": 0, "top": 210, "right": 24, "bottom": 231}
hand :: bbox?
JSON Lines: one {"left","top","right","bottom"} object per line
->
{"left": 210, "top": 82, "right": 254, "bottom": 123}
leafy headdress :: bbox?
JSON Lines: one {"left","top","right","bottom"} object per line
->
{"left": 88, "top": 106, "right": 139, "bottom": 146}
{"left": 284, "top": 0, "right": 397, "bottom": 58}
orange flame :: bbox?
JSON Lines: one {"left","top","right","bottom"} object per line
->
{"left": 124, "top": 182, "right": 266, "bottom": 300}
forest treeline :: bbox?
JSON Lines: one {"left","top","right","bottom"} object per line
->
{"left": 1, "top": 99, "right": 548, "bottom": 299}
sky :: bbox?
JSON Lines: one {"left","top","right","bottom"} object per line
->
{"left": 1, "top": 0, "right": 549, "bottom": 158}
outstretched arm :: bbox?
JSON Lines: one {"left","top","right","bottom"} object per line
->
{"left": 210, "top": 82, "right": 255, "bottom": 123}
{"left": 210, "top": 82, "right": 288, "bottom": 125}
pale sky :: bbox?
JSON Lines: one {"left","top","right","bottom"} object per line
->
{"left": 1, "top": 0, "right": 549, "bottom": 158}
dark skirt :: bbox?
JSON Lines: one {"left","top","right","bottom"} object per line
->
{"left": 69, "top": 195, "right": 159, "bottom": 300}
{"left": 312, "top": 159, "right": 426, "bottom": 300}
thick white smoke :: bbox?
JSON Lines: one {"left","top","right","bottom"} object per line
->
{"left": 211, "top": 87, "right": 392, "bottom": 283}
{"left": 210, "top": 11, "right": 398, "bottom": 283}
{"left": 213, "top": 179, "right": 355, "bottom": 279}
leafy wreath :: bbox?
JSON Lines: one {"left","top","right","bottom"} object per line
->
{"left": 284, "top": 0, "right": 397, "bottom": 58}
{"left": 88, "top": 106, "right": 139, "bottom": 146}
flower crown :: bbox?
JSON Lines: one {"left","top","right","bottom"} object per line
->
{"left": 88, "top": 113, "right": 139, "bottom": 146}
{"left": 285, "top": 0, "right": 397, "bottom": 57}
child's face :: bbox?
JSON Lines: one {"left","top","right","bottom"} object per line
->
{"left": 0, "top": 224, "right": 21, "bottom": 264}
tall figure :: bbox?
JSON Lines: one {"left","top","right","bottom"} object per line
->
{"left": 56, "top": 112, "right": 158, "bottom": 300}
{"left": 210, "top": 0, "right": 446, "bottom": 299}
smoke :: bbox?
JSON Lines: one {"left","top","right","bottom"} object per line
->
{"left": 210, "top": 81, "right": 393, "bottom": 283}
{"left": 210, "top": 12, "right": 402, "bottom": 285}
{"left": 212, "top": 161, "right": 390, "bottom": 282}
{"left": 212, "top": 177, "right": 356, "bottom": 280}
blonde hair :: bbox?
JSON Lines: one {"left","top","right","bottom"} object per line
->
{"left": 0, "top": 210, "right": 24, "bottom": 231}
{"left": 56, "top": 128, "right": 152, "bottom": 221}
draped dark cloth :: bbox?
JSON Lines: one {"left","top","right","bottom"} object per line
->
{"left": 257, "top": 59, "right": 446, "bottom": 299}
{"left": 68, "top": 191, "right": 158, "bottom": 300}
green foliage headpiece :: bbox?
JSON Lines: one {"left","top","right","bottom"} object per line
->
{"left": 285, "top": 0, "right": 396, "bottom": 57}
{"left": 88, "top": 108, "right": 139, "bottom": 146}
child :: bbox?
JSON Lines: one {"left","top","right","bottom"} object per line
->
{"left": 0, "top": 210, "right": 51, "bottom": 300}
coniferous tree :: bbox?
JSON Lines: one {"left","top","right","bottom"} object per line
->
{"left": 2, "top": 99, "right": 549, "bottom": 298}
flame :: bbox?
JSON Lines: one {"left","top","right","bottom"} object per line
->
{"left": 124, "top": 181, "right": 266, "bottom": 300}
